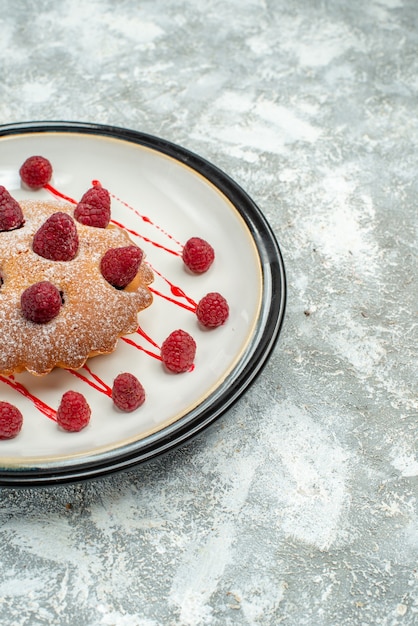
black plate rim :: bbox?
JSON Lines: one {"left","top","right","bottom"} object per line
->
{"left": 0, "top": 121, "right": 286, "bottom": 487}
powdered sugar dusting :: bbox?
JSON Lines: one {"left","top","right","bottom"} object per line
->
{"left": 0, "top": 199, "right": 153, "bottom": 375}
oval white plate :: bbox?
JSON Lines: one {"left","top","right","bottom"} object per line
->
{"left": 0, "top": 122, "right": 286, "bottom": 486}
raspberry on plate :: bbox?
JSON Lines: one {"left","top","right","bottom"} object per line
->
{"left": 112, "top": 372, "right": 146, "bottom": 412}
{"left": 100, "top": 245, "right": 143, "bottom": 289}
{"left": 33, "top": 212, "right": 79, "bottom": 261}
{"left": 21, "top": 281, "right": 62, "bottom": 324}
{"left": 74, "top": 186, "right": 111, "bottom": 228}
{"left": 0, "top": 402, "right": 23, "bottom": 439}
{"left": 182, "top": 237, "right": 215, "bottom": 273}
{"left": 19, "top": 155, "right": 53, "bottom": 189}
{"left": 56, "top": 391, "right": 91, "bottom": 432}
{"left": 0, "top": 186, "right": 25, "bottom": 231}
{"left": 161, "top": 329, "right": 196, "bottom": 373}
{"left": 196, "top": 292, "right": 229, "bottom": 328}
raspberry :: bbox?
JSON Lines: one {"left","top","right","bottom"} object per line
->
{"left": 21, "top": 281, "right": 62, "bottom": 323}
{"left": 182, "top": 237, "right": 215, "bottom": 274}
{"left": 112, "top": 373, "right": 146, "bottom": 412}
{"left": 19, "top": 155, "right": 53, "bottom": 189}
{"left": 161, "top": 329, "right": 196, "bottom": 373}
{"left": 196, "top": 292, "right": 229, "bottom": 328}
{"left": 0, "top": 402, "right": 23, "bottom": 439}
{"left": 100, "top": 245, "right": 143, "bottom": 289}
{"left": 33, "top": 212, "right": 79, "bottom": 261}
{"left": 56, "top": 391, "right": 91, "bottom": 432}
{"left": 0, "top": 186, "right": 24, "bottom": 231}
{"left": 74, "top": 186, "right": 111, "bottom": 228}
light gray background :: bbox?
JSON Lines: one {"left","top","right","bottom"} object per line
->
{"left": 0, "top": 1, "right": 417, "bottom": 624}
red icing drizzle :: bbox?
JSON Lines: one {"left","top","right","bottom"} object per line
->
{"left": 136, "top": 325, "right": 160, "bottom": 349}
{"left": 0, "top": 375, "right": 56, "bottom": 421}
{"left": 67, "top": 365, "right": 112, "bottom": 397}
{"left": 149, "top": 287, "right": 196, "bottom": 312}
{"left": 120, "top": 336, "right": 162, "bottom": 360}
{"left": 44, "top": 183, "right": 77, "bottom": 205}
{"left": 110, "top": 218, "right": 180, "bottom": 257}
{"left": 108, "top": 187, "right": 183, "bottom": 248}
{"left": 150, "top": 266, "right": 197, "bottom": 311}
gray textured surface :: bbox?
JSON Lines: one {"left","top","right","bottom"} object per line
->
{"left": 0, "top": 0, "right": 417, "bottom": 624}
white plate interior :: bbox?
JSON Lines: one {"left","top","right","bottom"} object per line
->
{"left": 0, "top": 132, "right": 262, "bottom": 465}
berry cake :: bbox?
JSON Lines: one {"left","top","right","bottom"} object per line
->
{"left": 0, "top": 195, "right": 153, "bottom": 375}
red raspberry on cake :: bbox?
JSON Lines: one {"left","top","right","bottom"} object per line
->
{"left": 33, "top": 212, "right": 79, "bottom": 261}
{"left": 19, "top": 155, "right": 53, "bottom": 189}
{"left": 161, "top": 329, "right": 196, "bottom": 373}
{"left": 182, "top": 237, "right": 215, "bottom": 273}
{"left": 74, "top": 186, "right": 111, "bottom": 228}
{"left": 0, "top": 402, "right": 23, "bottom": 439}
{"left": 21, "top": 281, "right": 62, "bottom": 324}
{"left": 56, "top": 391, "right": 91, "bottom": 432}
{"left": 100, "top": 245, "right": 143, "bottom": 289}
{"left": 112, "top": 372, "right": 146, "bottom": 412}
{"left": 196, "top": 292, "right": 229, "bottom": 328}
{"left": 0, "top": 186, "right": 25, "bottom": 231}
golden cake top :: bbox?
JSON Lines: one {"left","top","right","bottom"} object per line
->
{"left": 0, "top": 199, "right": 153, "bottom": 375}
